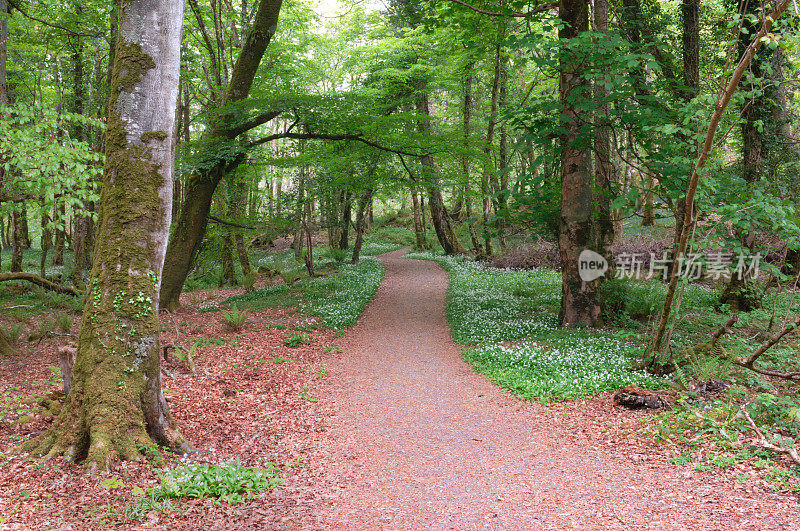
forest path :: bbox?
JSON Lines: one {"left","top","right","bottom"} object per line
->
{"left": 305, "top": 250, "right": 797, "bottom": 530}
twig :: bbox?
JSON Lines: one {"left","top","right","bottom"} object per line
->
{"left": 740, "top": 404, "right": 800, "bottom": 465}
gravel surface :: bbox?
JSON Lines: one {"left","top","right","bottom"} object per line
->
{"left": 304, "top": 250, "right": 799, "bottom": 530}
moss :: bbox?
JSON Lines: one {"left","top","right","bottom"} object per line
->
{"left": 12, "top": 415, "right": 34, "bottom": 426}
{"left": 140, "top": 131, "right": 168, "bottom": 143}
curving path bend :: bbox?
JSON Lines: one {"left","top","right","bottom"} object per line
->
{"left": 304, "top": 250, "right": 798, "bottom": 530}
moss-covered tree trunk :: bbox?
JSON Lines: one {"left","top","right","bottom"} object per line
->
{"left": 25, "top": 0, "right": 191, "bottom": 471}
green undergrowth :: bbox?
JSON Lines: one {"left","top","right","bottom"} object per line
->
{"left": 405, "top": 251, "right": 664, "bottom": 401}
{"left": 111, "top": 460, "right": 282, "bottom": 521}
{"left": 227, "top": 257, "right": 384, "bottom": 329}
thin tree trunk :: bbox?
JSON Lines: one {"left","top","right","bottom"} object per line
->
{"left": 462, "top": 58, "right": 483, "bottom": 256}
{"left": 11, "top": 209, "right": 22, "bottom": 272}
{"left": 411, "top": 188, "right": 425, "bottom": 251}
{"left": 351, "top": 188, "right": 375, "bottom": 264}
{"left": 594, "top": 0, "right": 615, "bottom": 268}
{"left": 650, "top": 0, "right": 791, "bottom": 356}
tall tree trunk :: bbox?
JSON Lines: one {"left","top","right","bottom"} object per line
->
{"left": 25, "top": 0, "right": 191, "bottom": 470}
{"left": 481, "top": 35, "right": 503, "bottom": 257}
{"left": 351, "top": 188, "right": 375, "bottom": 264}
{"left": 462, "top": 58, "right": 482, "bottom": 256}
{"left": 496, "top": 50, "right": 509, "bottom": 252}
{"left": 160, "top": 0, "right": 283, "bottom": 311}
{"left": 594, "top": 0, "right": 616, "bottom": 263}
{"left": 558, "top": 0, "right": 600, "bottom": 327}
{"left": 411, "top": 188, "right": 426, "bottom": 251}
{"left": 416, "top": 93, "right": 467, "bottom": 255}
{"left": 53, "top": 203, "right": 66, "bottom": 266}
{"left": 337, "top": 189, "right": 351, "bottom": 250}
{"left": 10, "top": 209, "right": 22, "bottom": 272}
{"left": 40, "top": 208, "right": 51, "bottom": 277}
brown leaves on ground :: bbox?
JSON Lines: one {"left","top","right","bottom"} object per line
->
{"left": 0, "top": 285, "right": 333, "bottom": 529}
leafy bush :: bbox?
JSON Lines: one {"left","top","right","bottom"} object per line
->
{"left": 284, "top": 332, "right": 311, "bottom": 347}
{"left": 221, "top": 304, "right": 248, "bottom": 331}
{"left": 145, "top": 460, "right": 282, "bottom": 506}
{"left": 241, "top": 273, "right": 256, "bottom": 292}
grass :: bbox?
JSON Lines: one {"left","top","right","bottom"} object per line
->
{"left": 405, "top": 251, "right": 664, "bottom": 402}
{"left": 228, "top": 257, "right": 384, "bottom": 329}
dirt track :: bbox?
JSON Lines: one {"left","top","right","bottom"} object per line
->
{"left": 305, "top": 250, "right": 799, "bottom": 530}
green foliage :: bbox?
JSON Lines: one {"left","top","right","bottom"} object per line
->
{"left": 408, "top": 252, "right": 664, "bottom": 401}
{"left": 221, "top": 304, "right": 248, "bottom": 331}
{"left": 138, "top": 460, "right": 282, "bottom": 508}
{"left": 55, "top": 313, "right": 73, "bottom": 333}
{"left": 284, "top": 333, "right": 311, "bottom": 348}
{"left": 241, "top": 273, "right": 257, "bottom": 292}
{"left": 1, "top": 323, "right": 24, "bottom": 344}
{"left": 0, "top": 104, "right": 101, "bottom": 227}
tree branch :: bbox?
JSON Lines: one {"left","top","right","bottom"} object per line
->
{"left": 741, "top": 404, "right": 800, "bottom": 465}
{"left": 0, "top": 272, "right": 81, "bottom": 296}
{"left": 738, "top": 314, "right": 800, "bottom": 368}
{"left": 208, "top": 215, "right": 260, "bottom": 230}
{"left": 444, "top": 0, "right": 556, "bottom": 17}
{"left": 225, "top": 110, "right": 282, "bottom": 138}
{"left": 249, "top": 131, "right": 430, "bottom": 157}
{"left": 6, "top": 0, "right": 101, "bottom": 38}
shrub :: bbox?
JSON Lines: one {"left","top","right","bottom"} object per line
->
{"left": 1, "top": 323, "right": 24, "bottom": 343}
{"left": 55, "top": 313, "right": 73, "bottom": 333}
{"left": 221, "top": 304, "right": 248, "bottom": 331}
{"left": 284, "top": 332, "right": 311, "bottom": 347}
{"left": 241, "top": 273, "right": 256, "bottom": 292}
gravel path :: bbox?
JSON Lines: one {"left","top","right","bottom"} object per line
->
{"left": 307, "top": 250, "right": 799, "bottom": 530}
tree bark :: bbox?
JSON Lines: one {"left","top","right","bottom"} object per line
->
{"left": 351, "top": 188, "right": 375, "bottom": 264}
{"left": 159, "top": 0, "right": 283, "bottom": 311}
{"left": 416, "top": 92, "right": 467, "bottom": 255}
{"left": 461, "top": 59, "right": 482, "bottom": 255}
{"left": 24, "top": 0, "right": 191, "bottom": 470}
{"left": 411, "top": 188, "right": 426, "bottom": 251}
{"left": 11, "top": 209, "right": 23, "bottom": 272}
{"left": 594, "top": 0, "right": 616, "bottom": 264}
{"left": 558, "top": 0, "right": 601, "bottom": 327}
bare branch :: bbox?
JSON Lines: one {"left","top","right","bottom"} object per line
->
{"left": 741, "top": 404, "right": 800, "bottom": 465}
{"left": 739, "top": 314, "right": 800, "bottom": 367}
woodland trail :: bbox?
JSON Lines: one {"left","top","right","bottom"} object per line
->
{"left": 304, "top": 250, "right": 799, "bottom": 530}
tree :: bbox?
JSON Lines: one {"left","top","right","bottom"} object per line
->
{"left": 159, "top": 0, "right": 284, "bottom": 311}
{"left": 557, "top": 0, "right": 602, "bottom": 327}
{"left": 24, "top": 0, "right": 190, "bottom": 470}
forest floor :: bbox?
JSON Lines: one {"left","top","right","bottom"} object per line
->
{"left": 1, "top": 249, "right": 799, "bottom": 529}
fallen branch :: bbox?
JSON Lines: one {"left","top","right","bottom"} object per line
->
{"left": 741, "top": 404, "right": 800, "bottom": 466}
{"left": 738, "top": 314, "right": 800, "bottom": 368}
{"left": 0, "top": 272, "right": 81, "bottom": 296}
{"left": 711, "top": 314, "right": 739, "bottom": 347}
